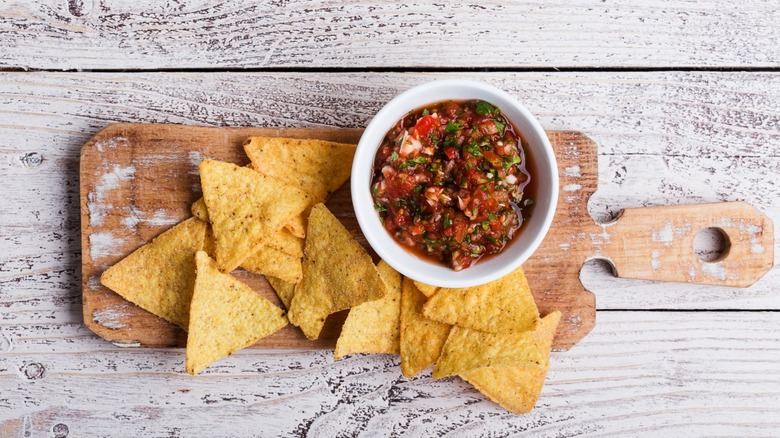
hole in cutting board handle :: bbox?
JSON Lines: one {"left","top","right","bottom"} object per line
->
{"left": 693, "top": 227, "right": 732, "bottom": 263}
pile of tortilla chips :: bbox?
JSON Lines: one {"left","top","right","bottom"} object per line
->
{"left": 101, "top": 137, "right": 365, "bottom": 375}
{"left": 336, "top": 265, "right": 560, "bottom": 414}
{"left": 99, "top": 135, "right": 559, "bottom": 413}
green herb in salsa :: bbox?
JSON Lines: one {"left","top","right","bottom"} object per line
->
{"left": 370, "top": 99, "right": 533, "bottom": 271}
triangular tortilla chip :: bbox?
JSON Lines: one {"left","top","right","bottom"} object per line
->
{"left": 191, "top": 197, "right": 209, "bottom": 222}
{"left": 284, "top": 214, "right": 306, "bottom": 239}
{"left": 413, "top": 281, "right": 439, "bottom": 298}
{"left": 432, "top": 311, "right": 557, "bottom": 380}
{"left": 199, "top": 160, "right": 311, "bottom": 272}
{"left": 334, "top": 261, "right": 402, "bottom": 360}
{"left": 287, "top": 204, "right": 386, "bottom": 340}
{"left": 241, "top": 247, "right": 302, "bottom": 284}
{"left": 193, "top": 197, "right": 304, "bottom": 257}
{"left": 422, "top": 266, "right": 539, "bottom": 333}
{"left": 460, "top": 311, "right": 561, "bottom": 413}
{"left": 400, "top": 278, "right": 452, "bottom": 378}
{"left": 266, "top": 276, "right": 296, "bottom": 310}
{"left": 186, "top": 251, "right": 288, "bottom": 375}
{"left": 461, "top": 367, "right": 547, "bottom": 414}
{"left": 243, "top": 137, "right": 356, "bottom": 202}
{"left": 100, "top": 217, "right": 207, "bottom": 331}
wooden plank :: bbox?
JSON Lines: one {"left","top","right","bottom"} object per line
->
{"left": 1, "top": 311, "right": 778, "bottom": 436}
{"left": 0, "top": 71, "right": 778, "bottom": 321}
{"left": 1, "top": 1, "right": 780, "bottom": 70}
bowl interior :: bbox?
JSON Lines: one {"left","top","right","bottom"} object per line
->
{"left": 352, "top": 79, "right": 558, "bottom": 288}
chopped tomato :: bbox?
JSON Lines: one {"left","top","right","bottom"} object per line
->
{"left": 371, "top": 100, "right": 533, "bottom": 271}
{"left": 413, "top": 115, "right": 438, "bottom": 139}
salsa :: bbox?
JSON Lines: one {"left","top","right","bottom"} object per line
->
{"left": 371, "top": 99, "right": 534, "bottom": 271}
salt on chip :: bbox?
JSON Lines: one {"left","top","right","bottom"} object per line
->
{"left": 193, "top": 197, "right": 304, "bottom": 258}
{"left": 334, "top": 261, "right": 402, "bottom": 360}
{"left": 186, "top": 251, "right": 288, "bottom": 375}
{"left": 199, "top": 160, "right": 311, "bottom": 272}
{"left": 422, "top": 266, "right": 539, "bottom": 333}
{"left": 100, "top": 217, "right": 206, "bottom": 331}
{"left": 413, "top": 281, "right": 439, "bottom": 298}
{"left": 243, "top": 137, "right": 356, "bottom": 202}
{"left": 266, "top": 276, "right": 296, "bottom": 310}
{"left": 241, "top": 247, "right": 302, "bottom": 284}
{"left": 400, "top": 278, "right": 452, "bottom": 378}
{"left": 287, "top": 204, "right": 386, "bottom": 340}
{"left": 460, "top": 311, "right": 561, "bottom": 413}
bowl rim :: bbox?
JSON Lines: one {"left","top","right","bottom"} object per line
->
{"left": 351, "top": 79, "right": 558, "bottom": 288}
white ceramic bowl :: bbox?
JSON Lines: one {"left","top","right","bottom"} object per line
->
{"left": 351, "top": 79, "right": 558, "bottom": 288}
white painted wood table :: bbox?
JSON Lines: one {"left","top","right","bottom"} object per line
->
{"left": 1, "top": 1, "right": 779, "bottom": 436}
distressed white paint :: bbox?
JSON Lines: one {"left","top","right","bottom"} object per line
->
{"left": 87, "top": 164, "right": 135, "bottom": 227}
{"left": 1, "top": 1, "right": 779, "bottom": 69}
{"left": 0, "top": 313, "right": 777, "bottom": 436}
{"left": 91, "top": 305, "right": 132, "bottom": 330}
{"left": 88, "top": 232, "right": 124, "bottom": 261}
{"left": 0, "top": 71, "right": 779, "bottom": 436}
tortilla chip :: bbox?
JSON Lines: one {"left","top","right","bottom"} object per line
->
{"left": 422, "top": 266, "right": 539, "bottom": 333}
{"left": 191, "top": 197, "right": 209, "bottom": 222}
{"left": 334, "top": 261, "right": 402, "bottom": 360}
{"left": 193, "top": 197, "right": 304, "bottom": 258}
{"left": 186, "top": 251, "right": 288, "bottom": 375}
{"left": 460, "top": 311, "right": 561, "bottom": 413}
{"left": 287, "top": 204, "right": 386, "bottom": 340}
{"left": 243, "top": 137, "right": 356, "bottom": 202}
{"left": 461, "top": 367, "right": 547, "bottom": 414}
{"left": 199, "top": 160, "right": 311, "bottom": 272}
{"left": 400, "top": 278, "right": 452, "bottom": 378}
{"left": 432, "top": 311, "right": 559, "bottom": 380}
{"left": 413, "top": 281, "right": 439, "bottom": 298}
{"left": 241, "top": 247, "right": 302, "bottom": 284}
{"left": 285, "top": 214, "right": 306, "bottom": 239}
{"left": 100, "top": 217, "right": 207, "bottom": 331}
{"left": 266, "top": 276, "right": 296, "bottom": 310}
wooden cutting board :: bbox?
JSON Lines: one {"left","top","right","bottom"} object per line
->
{"left": 80, "top": 124, "right": 774, "bottom": 350}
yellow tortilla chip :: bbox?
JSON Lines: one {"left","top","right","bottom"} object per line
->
{"left": 243, "top": 137, "right": 356, "bottom": 202}
{"left": 460, "top": 311, "right": 561, "bottom": 413}
{"left": 413, "top": 281, "right": 439, "bottom": 298}
{"left": 186, "top": 251, "right": 288, "bottom": 375}
{"left": 241, "top": 247, "right": 302, "bottom": 284}
{"left": 199, "top": 160, "right": 311, "bottom": 272}
{"left": 432, "top": 311, "right": 559, "bottom": 380}
{"left": 284, "top": 214, "right": 306, "bottom": 239}
{"left": 334, "top": 261, "right": 402, "bottom": 360}
{"left": 191, "top": 197, "right": 209, "bottom": 222}
{"left": 100, "top": 217, "right": 206, "bottom": 331}
{"left": 400, "top": 278, "right": 452, "bottom": 378}
{"left": 422, "top": 266, "right": 539, "bottom": 333}
{"left": 266, "top": 276, "right": 296, "bottom": 310}
{"left": 287, "top": 204, "right": 386, "bottom": 340}
{"left": 193, "top": 197, "right": 304, "bottom": 258}
{"left": 461, "top": 367, "right": 547, "bottom": 414}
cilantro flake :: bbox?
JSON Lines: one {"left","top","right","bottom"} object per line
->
{"left": 475, "top": 101, "right": 496, "bottom": 116}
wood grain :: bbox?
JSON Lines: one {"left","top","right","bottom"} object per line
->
{"left": 1, "top": 1, "right": 779, "bottom": 70}
{"left": 2, "top": 71, "right": 778, "bottom": 320}
{"left": 1, "top": 312, "right": 778, "bottom": 436}
{"left": 2, "top": 70, "right": 779, "bottom": 435}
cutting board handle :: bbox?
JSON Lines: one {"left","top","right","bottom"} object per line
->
{"left": 592, "top": 201, "right": 774, "bottom": 287}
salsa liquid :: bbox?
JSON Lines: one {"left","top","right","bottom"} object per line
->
{"left": 371, "top": 99, "right": 536, "bottom": 271}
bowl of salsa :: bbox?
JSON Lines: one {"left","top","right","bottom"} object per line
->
{"left": 352, "top": 79, "right": 558, "bottom": 288}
